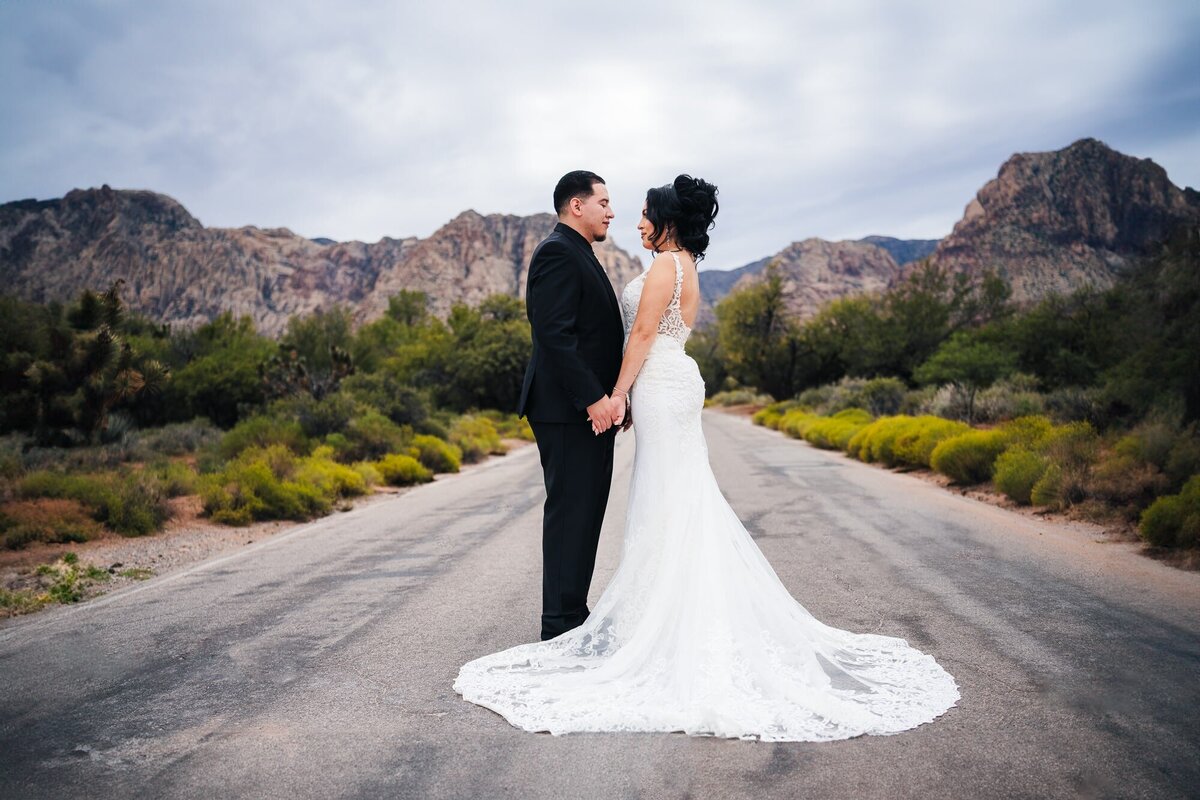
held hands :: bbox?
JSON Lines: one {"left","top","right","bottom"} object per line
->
{"left": 610, "top": 388, "right": 632, "bottom": 432}
{"left": 587, "top": 395, "right": 617, "bottom": 435}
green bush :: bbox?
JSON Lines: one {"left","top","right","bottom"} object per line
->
{"left": 998, "top": 415, "right": 1055, "bottom": 449}
{"left": 1139, "top": 475, "right": 1200, "bottom": 548}
{"left": 339, "top": 411, "right": 413, "bottom": 462}
{"left": 375, "top": 453, "right": 433, "bottom": 486}
{"left": 411, "top": 434, "right": 462, "bottom": 473}
{"left": 218, "top": 415, "right": 309, "bottom": 460}
{"left": 993, "top": 447, "right": 1050, "bottom": 505}
{"left": 930, "top": 429, "right": 1010, "bottom": 484}
{"left": 449, "top": 415, "right": 505, "bottom": 464}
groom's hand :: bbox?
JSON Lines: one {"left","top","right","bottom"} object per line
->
{"left": 619, "top": 398, "right": 633, "bottom": 432}
{"left": 588, "top": 395, "right": 614, "bottom": 435}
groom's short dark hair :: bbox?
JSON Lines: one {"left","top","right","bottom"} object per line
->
{"left": 554, "top": 171, "right": 605, "bottom": 216}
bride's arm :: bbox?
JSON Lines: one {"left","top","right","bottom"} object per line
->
{"left": 612, "top": 253, "right": 676, "bottom": 403}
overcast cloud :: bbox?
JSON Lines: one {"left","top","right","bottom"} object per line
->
{"left": 2, "top": 0, "right": 1198, "bottom": 269}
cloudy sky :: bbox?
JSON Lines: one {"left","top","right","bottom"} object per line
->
{"left": 2, "top": 0, "right": 1198, "bottom": 270}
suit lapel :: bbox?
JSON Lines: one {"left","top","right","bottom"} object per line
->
{"left": 556, "top": 225, "right": 623, "bottom": 324}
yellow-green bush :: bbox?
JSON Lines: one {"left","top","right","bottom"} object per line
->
{"left": 997, "top": 415, "right": 1054, "bottom": 449}
{"left": 752, "top": 401, "right": 804, "bottom": 430}
{"left": 450, "top": 415, "right": 505, "bottom": 464}
{"left": 293, "top": 446, "right": 371, "bottom": 499}
{"left": 411, "top": 434, "right": 462, "bottom": 473}
{"left": 375, "top": 453, "right": 434, "bottom": 486}
{"left": 778, "top": 409, "right": 817, "bottom": 438}
{"left": 1139, "top": 475, "right": 1200, "bottom": 548}
{"left": 892, "top": 417, "right": 972, "bottom": 468}
{"left": 993, "top": 447, "right": 1050, "bottom": 505}
{"left": 930, "top": 429, "right": 1010, "bottom": 484}
{"left": 850, "top": 415, "right": 921, "bottom": 465}
{"left": 199, "top": 444, "right": 332, "bottom": 526}
{"left": 803, "top": 408, "right": 873, "bottom": 451}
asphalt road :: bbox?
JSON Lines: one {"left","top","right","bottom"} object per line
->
{"left": 2, "top": 411, "right": 1198, "bottom": 800}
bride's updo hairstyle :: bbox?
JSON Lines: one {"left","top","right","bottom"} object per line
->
{"left": 644, "top": 174, "right": 719, "bottom": 262}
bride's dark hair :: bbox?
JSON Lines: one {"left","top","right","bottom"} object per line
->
{"left": 644, "top": 174, "right": 719, "bottom": 261}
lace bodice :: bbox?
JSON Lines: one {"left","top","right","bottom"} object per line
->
{"left": 620, "top": 251, "right": 692, "bottom": 347}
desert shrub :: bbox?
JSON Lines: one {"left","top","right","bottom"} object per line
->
{"left": 1139, "top": 475, "right": 1200, "bottom": 548}
{"left": 892, "top": 417, "right": 972, "bottom": 468}
{"left": 973, "top": 373, "right": 1047, "bottom": 423}
{"left": 0, "top": 499, "right": 105, "bottom": 549}
{"left": 449, "top": 415, "right": 505, "bottom": 464}
{"left": 1086, "top": 453, "right": 1170, "bottom": 517}
{"left": 706, "top": 388, "right": 775, "bottom": 407}
{"left": 993, "top": 447, "right": 1050, "bottom": 505}
{"left": 375, "top": 453, "right": 433, "bottom": 486}
{"left": 129, "top": 418, "right": 222, "bottom": 458}
{"left": 411, "top": 434, "right": 462, "bottom": 473}
{"left": 150, "top": 460, "right": 200, "bottom": 497}
{"left": 218, "top": 415, "right": 309, "bottom": 460}
{"left": 930, "top": 429, "right": 1010, "bottom": 484}
{"left": 18, "top": 468, "right": 170, "bottom": 536}
{"left": 803, "top": 408, "right": 872, "bottom": 451}
{"left": 1042, "top": 386, "right": 1108, "bottom": 425}
{"left": 199, "top": 444, "right": 331, "bottom": 526}
{"left": 859, "top": 378, "right": 907, "bottom": 417}
{"left": 998, "top": 415, "right": 1055, "bottom": 449}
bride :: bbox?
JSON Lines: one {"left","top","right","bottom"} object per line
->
{"left": 453, "top": 175, "right": 960, "bottom": 741}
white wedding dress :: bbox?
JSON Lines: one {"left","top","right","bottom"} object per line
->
{"left": 453, "top": 253, "right": 960, "bottom": 741}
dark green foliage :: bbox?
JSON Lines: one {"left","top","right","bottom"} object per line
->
{"left": 160, "top": 312, "right": 275, "bottom": 428}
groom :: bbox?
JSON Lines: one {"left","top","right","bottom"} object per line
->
{"left": 518, "top": 170, "right": 625, "bottom": 641}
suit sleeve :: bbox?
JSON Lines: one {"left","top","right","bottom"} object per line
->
{"left": 526, "top": 242, "right": 608, "bottom": 411}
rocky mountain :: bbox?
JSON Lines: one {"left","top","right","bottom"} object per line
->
{"left": 917, "top": 137, "right": 1200, "bottom": 302}
{"left": 697, "top": 236, "right": 933, "bottom": 324}
{"left": 698, "top": 138, "right": 1199, "bottom": 323}
{"left": 0, "top": 186, "right": 645, "bottom": 337}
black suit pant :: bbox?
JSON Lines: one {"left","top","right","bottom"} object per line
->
{"left": 529, "top": 420, "right": 615, "bottom": 641}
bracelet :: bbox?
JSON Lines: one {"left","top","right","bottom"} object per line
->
{"left": 612, "top": 387, "right": 630, "bottom": 398}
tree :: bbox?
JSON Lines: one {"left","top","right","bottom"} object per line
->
{"left": 714, "top": 265, "right": 801, "bottom": 399}
{"left": 913, "top": 332, "right": 1017, "bottom": 423}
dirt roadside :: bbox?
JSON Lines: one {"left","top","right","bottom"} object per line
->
{"left": 1, "top": 439, "right": 535, "bottom": 618}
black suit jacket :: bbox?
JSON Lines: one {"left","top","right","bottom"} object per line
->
{"left": 518, "top": 222, "right": 625, "bottom": 423}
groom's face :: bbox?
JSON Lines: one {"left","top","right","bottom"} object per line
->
{"left": 576, "top": 182, "right": 614, "bottom": 243}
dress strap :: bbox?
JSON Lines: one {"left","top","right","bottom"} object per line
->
{"left": 670, "top": 251, "right": 683, "bottom": 305}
